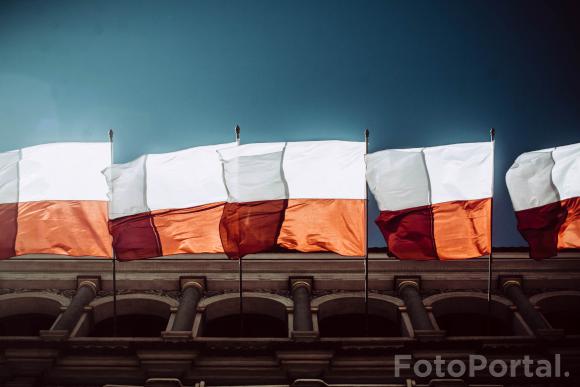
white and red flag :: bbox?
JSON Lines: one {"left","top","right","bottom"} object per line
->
{"left": 104, "top": 142, "right": 236, "bottom": 260}
{"left": 218, "top": 140, "right": 366, "bottom": 258}
{"left": 506, "top": 143, "right": 580, "bottom": 259}
{"left": 366, "top": 142, "right": 493, "bottom": 260}
{"left": 0, "top": 142, "right": 112, "bottom": 259}
{"left": 217, "top": 143, "right": 289, "bottom": 259}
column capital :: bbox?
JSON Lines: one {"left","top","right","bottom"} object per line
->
{"left": 395, "top": 276, "right": 421, "bottom": 293}
{"left": 180, "top": 276, "right": 206, "bottom": 292}
{"left": 499, "top": 275, "right": 523, "bottom": 291}
{"left": 289, "top": 276, "right": 314, "bottom": 293}
{"left": 76, "top": 276, "right": 101, "bottom": 294}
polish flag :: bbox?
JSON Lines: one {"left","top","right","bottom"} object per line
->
{"left": 217, "top": 144, "right": 288, "bottom": 259}
{"left": 506, "top": 143, "right": 580, "bottom": 259}
{"left": 0, "top": 143, "right": 112, "bottom": 259}
{"left": 366, "top": 142, "right": 493, "bottom": 260}
{"left": 104, "top": 143, "right": 236, "bottom": 260}
{"left": 218, "top": 141, "right": 366, "bottom": 258}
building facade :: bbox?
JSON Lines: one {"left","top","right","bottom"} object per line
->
{"left": 0, "top": 251, "right": 579, "bottom": 387}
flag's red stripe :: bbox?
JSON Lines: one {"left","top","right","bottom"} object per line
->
{"left": 0, "top": 203, "right": 17, "bottom": 259}
{"left": 376, "top": 198, "right": 492, "bottom": 260}
{"left": 220, "top": 199, "right": 288, "bottom": 260}
{"left": 558, "top": 197, "right": 580, "bottom": 250}
{"left": 433, "top": 198, "right": 491, "bottom": 260}
{"left": 152, "top": 202, "right": 225, "bottom": 255}
{"left": 16, "top": 200, "right": 111, "bottom": 258}
{"left": 277, "top": 199, "right": 365, "bottom": 257}
{"left": 112, "top": 199, "right": 365, "bottom": 259}
{"left": 109, "top": 211, "right": 162, "bottom": 261}
{"left": 515, "top": 201, "right": 567, "bottom": 259}
{"left": 376, "top": 205, "right": 437, "bottom": 260}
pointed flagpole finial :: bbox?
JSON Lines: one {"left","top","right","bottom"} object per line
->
{"left": 108, "top": 129, "right": 114, "bottom": 142}
{"left": 235, "top": 125, "right": 240, "bottom": 145}
{"left": 364, "top": 128, "right": 370, "bottom": 154}
{"left": 490, "top": 127, "right": 495, "bottom": 141}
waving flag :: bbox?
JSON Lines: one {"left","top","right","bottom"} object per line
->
{"left": 104, "top": 143, "right": 236, "bottom": 260}
{"left": 506, "top": 143, "right": 580, "bottom": 259}
{"left": 0, "top": 143, "right": 111, "bottom": 259}
{"left": 218, "top": 140, "right": 366, "bottom": 258}
{"left": 366, "top": 142, "right": 493, "bottom": 260}
{"left": 277, "top": 141, "right": 366, "bottom": 256}
{"left": 218, "top": 143, "right": 288, "bottom": 259}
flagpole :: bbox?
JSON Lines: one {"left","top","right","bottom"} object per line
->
{"left": 235, "top": 124, "right": 243, "bottom": 336}
{"left": 108, "top": 129, "right": 118, "bottom": 338}
{"left": 364, "top": 128, "right": 370, "bottom": 336}
{"left": 487, "top": 128, "right": 496, "bottom": 335}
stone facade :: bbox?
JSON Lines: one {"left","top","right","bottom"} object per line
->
{"left": 0, "top": 251, "right": 579, "bottom": 387}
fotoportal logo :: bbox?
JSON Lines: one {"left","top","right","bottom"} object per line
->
{"left": 394, "top": 354, "right": 569, "bottom": 379}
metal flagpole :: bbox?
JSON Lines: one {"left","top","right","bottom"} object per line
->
{"left": 364, "top": 129, "right": 370, "bottom": 336}
{"left": 235, "top": 125, "right": 243, "bottom": 336}
{"left": 108, "top": 129, "right": 118, "bottom": 337}
{"left": 487, "top": 128, "right": 496, "bottom": 335}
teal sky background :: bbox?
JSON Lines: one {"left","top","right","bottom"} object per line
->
{"left": 0, "top": 0, "right": 578, "bottom": 247}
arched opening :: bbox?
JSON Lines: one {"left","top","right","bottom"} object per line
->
{"left": 203, "top": 314, "right": 287, "bottom": 337}
{"left": 85, "top": 294, "right": 175, "bottom": 338}
{"left": 319, "top": 313, "right": 397, "bottom": 337}
{"left": 532, "top": 292, "right": 580, "bottom": 335}
{"left": 435, "top": 313, "right": 510, "bottom": 336}
{"left": 90, "top": 314, "right": 168, "bottom": 337}
{"left": 426, "top": 293, "right": 515, "bottom": 336}
{"left": 0, "top": 314, "right": 55, "bottom": 336}
{"left": 314, "top": 294, "right": 403, "bottom": 337}
{"left": 0, "top": 293, "right": 68, "bottom": 336}
{"left": 200, "top": 293, "right": 289, "bottom": 338}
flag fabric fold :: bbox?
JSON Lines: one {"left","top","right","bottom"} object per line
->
{"left": 276, "top": 141, "right": 366, "bottom": 256}
{"left": 366, "top": 142, "right": 493, "bottom": 260}
{"left": 217, "top": 140, "right": 367, "bottom": 258}
{"left": 104, "top": 142, "right": 236, "bottom": 260}
{"left": 105, "top": 140, "right": 365, "bottom": 259}
{"left": 506, "top": 143, "right": 580, "bottom": 259}
{"left": 218, "top": 144, "right": 289, "bottom": 259}
{"left": 0, "top": 143, "right": 112, "bottom": 259}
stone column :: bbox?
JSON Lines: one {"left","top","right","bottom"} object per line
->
{"left": 397, "top": 279, "right": 433, "bottom": 331}
{"left": 290, "top": 278, "right": 317, "bottom": 341}
{"left": 172, "top": 280, "right": 204, "bottom": 332}
{"left": 501, "top": 278, "right": 550, "bottom": 333}
{"left": 291, "top": 280, "right": 313, "bottom": 332}
{"left": 53, "top": 278, "right": 99, "bottom": 332}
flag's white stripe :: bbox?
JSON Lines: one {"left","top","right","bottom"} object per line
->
{"left": 506, "top": 142, "right": 580, "bottom": 211}
{"left": 284, "top": 141, "right": 366, "bottom": 200}
{"left": 0, "top": 143, "right": 110, "bottom": 204}
{"left": 216, "top": 140, "right": 366, "bottom": 200}
{"left": 220, "top": 150, "right": 288, "bottom": 203}
{"left": 552, "top": 142, "right": 580, "bottom": 201}
{"left": 366, "top": 149, "right": 429, "bottom": 211}
{"left": 105, "top": 155, "right": 149, "bottom": 219}
{"left": 218, "top": 142, "right": 284, "bottom": 159}
{"left": 146, "top": 142, "right": 235, "bottom": 211}
{"left": 424, "top": 142, "right": 493, "bottom": 205}
{"left": 506, "top": 149, "right": 557, "bottom": 211}
{"left": 0, "top": 150, "right": 20, "bottom": 205}
{"left": 105, "top": 142, "right": 236, "bottom": 219}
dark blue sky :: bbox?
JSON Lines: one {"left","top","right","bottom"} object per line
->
{"left": 0, "top": 0, "right": 578, "bottom": 247}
